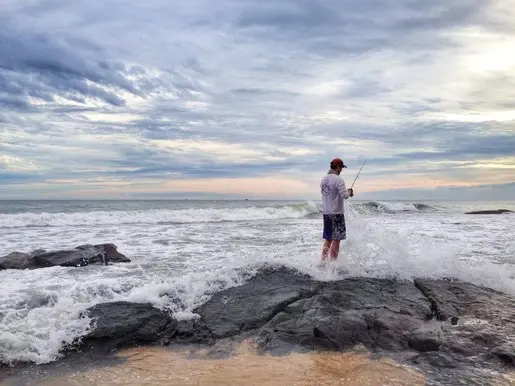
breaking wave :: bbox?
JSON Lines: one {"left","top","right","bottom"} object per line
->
{"left": 0, "top": 202, "right": 321, "bottom": 228}
{"left": 0, "top": 201, "right": 440, "bottom": 228}
{"left": 358, "top": 201, "right": 437, "bottom": 213}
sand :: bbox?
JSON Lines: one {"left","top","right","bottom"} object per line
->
{"left": 35, "top": 342, "right": 425, "bottom": 386}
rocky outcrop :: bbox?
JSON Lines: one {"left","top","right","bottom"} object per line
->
{"left": 256, "top": 276, "right": 434, "bottom": 354}
{"left": 465, "top": 209, "right": 513, "bottom": 214}
{"left": 5, "top": 266, "right": 513, "bottom": 385}
{"left": 0, "top": 244, "right": 130, "bottom": 270}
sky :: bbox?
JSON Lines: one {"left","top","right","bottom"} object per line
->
{"left": 1, "top": 0, "right": 514, "bottom": 200}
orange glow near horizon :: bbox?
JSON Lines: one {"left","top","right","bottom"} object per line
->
{"left": 40, "top": 171, "right": 513, "bottom": 199}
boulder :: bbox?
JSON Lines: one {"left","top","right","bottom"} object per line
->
{"left": 83, "top": 301, "right": 177, "bottom": 348}
{"left": 0, "top": 244, "right": 130, "bottom": 270}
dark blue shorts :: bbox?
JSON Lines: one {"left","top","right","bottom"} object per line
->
{"left": 323, "top": 214, "right": 346, "bottom": 241}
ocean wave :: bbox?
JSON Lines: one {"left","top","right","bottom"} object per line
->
{"left": 0, "top": 202, "right": 322, "bottom": 228}
{"left": 358, "top": 201, "right": 437, "bottom": 213}
{"left": 0, "top": 201, "right": 441, "bottom": 229}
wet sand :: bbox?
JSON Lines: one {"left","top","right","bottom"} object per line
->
{"left": 1, "top": 342, "right": 427, "bottom": 386}
{"left": 3, "top": 341, "right": 515, "bottom": 385}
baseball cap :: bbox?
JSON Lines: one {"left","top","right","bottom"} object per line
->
{"left": 330, "top": 158, "right": 347, "bottom": 168}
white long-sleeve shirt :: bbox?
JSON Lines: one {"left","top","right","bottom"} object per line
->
{"left": 320, "top": 171, "right": 349, "bottom": 214}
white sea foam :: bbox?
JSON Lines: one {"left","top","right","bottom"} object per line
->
{"left": 0, "top": 204, "right": 321, "bottom": 228}
{"left": 0, "top": 200, "right": 514, "bottom": 365}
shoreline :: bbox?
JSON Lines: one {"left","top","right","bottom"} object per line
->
{"left": 3, "top": 341, "right": 515, "bottom": 386}
{"left": 1, "top": 341, "right": 427, "bottom": 386}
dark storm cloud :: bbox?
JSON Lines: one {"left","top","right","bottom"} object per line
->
{"left": 0, "top": 13, "right": 199, "bottom": 110}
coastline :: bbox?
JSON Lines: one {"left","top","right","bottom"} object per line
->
{"left": 3, "top": 341, "right": 515, "bottom": 386}
{"left": 1, "top": 341, "right": 427, "bottom": 386}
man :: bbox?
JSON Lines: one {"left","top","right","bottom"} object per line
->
{"left": 320, "top": 158, "right": 354, "bottom": 261}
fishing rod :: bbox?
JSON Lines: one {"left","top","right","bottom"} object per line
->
{"left": 350, "top": 160, "right": 367, "bottom": 189}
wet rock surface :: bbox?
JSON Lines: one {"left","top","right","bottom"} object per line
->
{"left": 82, "top": 302, "right": 177, "bottom": 349}
{"left": 2, "top": 266, "right": 514, "bottom": 385}
{"left": 257, "top": 276, "right": 432, "bottom": 354}
{"left": 193, "top": 267, "right": 320, "bottom": 338}
{"left": 464, "top": 209, "right": 513, "bottom": 214}
{"left": 0, "top": 244, "right": 130, "bottom": 270}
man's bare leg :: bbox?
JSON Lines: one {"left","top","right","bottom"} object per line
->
{"left": 329, "top": 240, "right": 340, "bottom": 260}
{"left": 321, "top": 240, "right": 332, "bottom": 261}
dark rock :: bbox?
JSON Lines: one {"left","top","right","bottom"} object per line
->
{"left": 83, "top": 301, "right": 177, "bottom": 348}
{"left": 194, "top": 266, "right": 319, "bottom": 338}
{"left": 414, "top": 278, "right": 514, "bottom": 322}
{"left": 464, "top": 209, "right": 513, "bottom": 214}
{"left": 258, "top": 277, "right": 431, "bottom": 353}
{"left": 0, "top": 244, "right": 130, "bottom": 270}
{"left": 413, "top": 278, "right": 515, "bottom": 367}
{"left": 76, "top": 243, "right": 130, "bottom": 264}
{"left": 173, "top": 319, "right": 214, "bottom": 344}
{"left": 411, "top": 351, "right": 459, "bottom": 368}
{"left": 410, "top": 325, "right": 442, "bottom": 352}
{"left": 492, "top": 342, "right": 515, "bottom": 366}
{"left": 0, "top": 252, "right": 29, "bottom": 270}
{"left": 3, "top": 265, "right": 515, "bottom": 385}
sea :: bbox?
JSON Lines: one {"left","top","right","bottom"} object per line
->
{"left": 0, "top": 199, "right": 514, "bottom": 366}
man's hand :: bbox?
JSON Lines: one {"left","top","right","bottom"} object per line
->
{"left": 348, "top": 188, "right": 354, "bottom": 197}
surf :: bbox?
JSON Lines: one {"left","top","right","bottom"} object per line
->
{"left": 0, "top": 200, "right": 513, "bottom": 366}
{"left": 0, "top": 201, "right": 442, "bottom": 229}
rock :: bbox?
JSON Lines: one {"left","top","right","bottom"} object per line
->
{"left": 4, "top": 265, "right": 514, "bottom": 385}
{"left": 411, "top": 351, "right": 459, "bottom": 368}
{"left": 0, "top": 244, "right": 130, "bottom": 270}
{"left": 258, "top": 277, "right": 431, "bottom": 353}
{"left": 173, "top": 319, "right": 214, "bottom": 345}
{"left": 464, "top": 209, "right": 513, "bottom": 214}
{"left": 0, "top": 252, "right": 29, "bottom": 270}
{"left": 492, "top": 342, "right": 515, "bottom": 366}
{"left": 414, "top": 278, "right": 515, "bottom": 323}
{"left": 413, "top": 278, "right": 515, "bottom": 368}
{"left": 194, "top": 267, "right": 319, "bottom": 338}
{"left": 83, "top": 301, "right": 177, "bottom": 348}
{"left": 76, "top": 244, "right": 130, "bottom": 264}
{"left": 410, "top": 325, "right": 442, "bottom": 352}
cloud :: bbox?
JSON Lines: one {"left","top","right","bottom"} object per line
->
{"left": 0, "top": 0, "right": 514, "bottom": 199}
{"left": 0, "top": 12, "right": 203, "bottom": 112}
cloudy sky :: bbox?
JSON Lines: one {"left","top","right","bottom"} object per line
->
{"left": 1, "top": 0, "right": 514, "bottom": 200}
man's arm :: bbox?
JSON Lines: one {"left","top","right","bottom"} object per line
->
{"left": 338, "top": 178, "right": 350, "bottom": 199}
